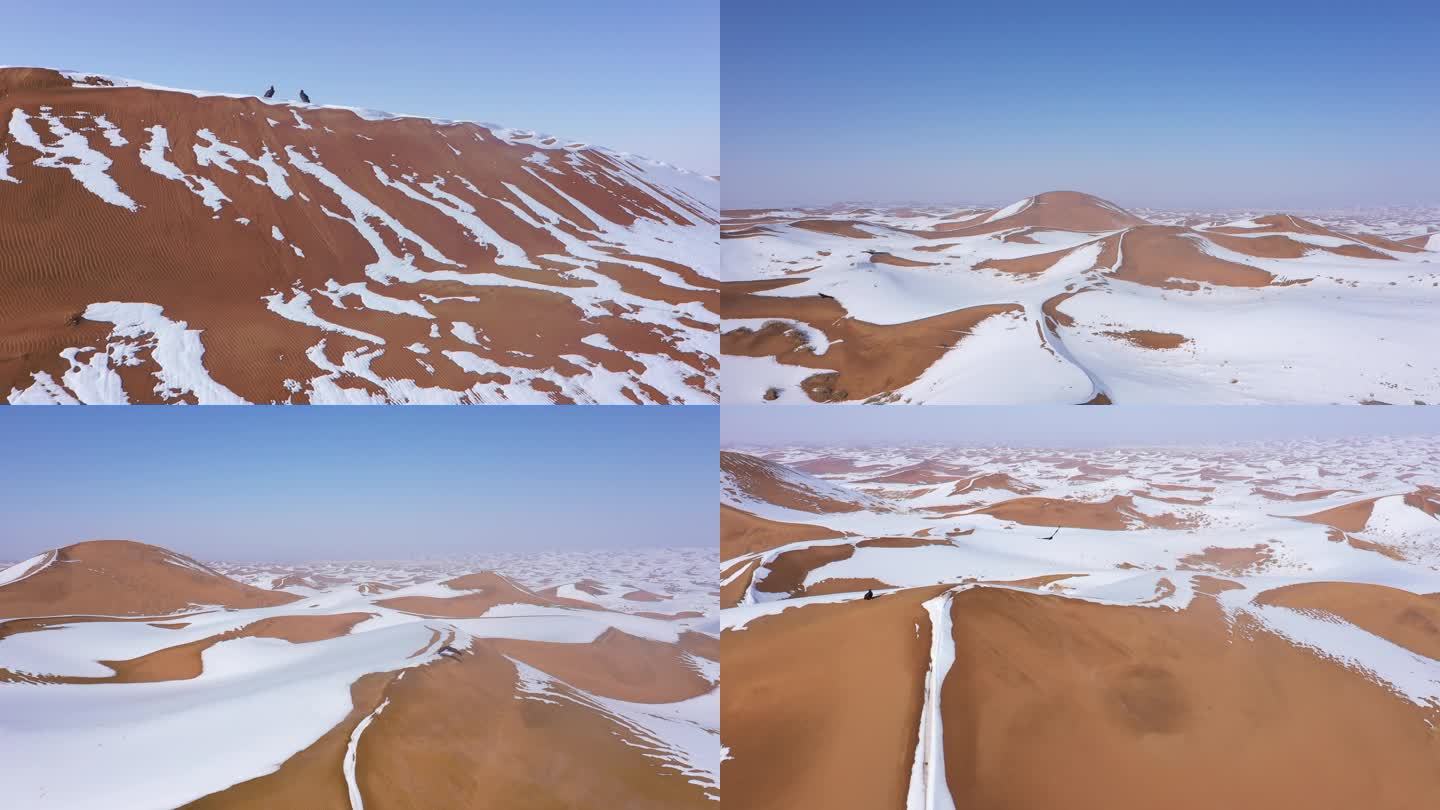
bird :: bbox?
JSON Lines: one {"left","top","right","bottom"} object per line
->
{"left": 863, "top": 590, "right": 874, "bottom": 600}
{"left": 298, "top": 89, "right": 311, "bottom": 104}
{"left": 1042, "top": 527, "right": 1061, "bottom": 541}
{"left": 263, "top": 85, "right": 274, "bottom": 99}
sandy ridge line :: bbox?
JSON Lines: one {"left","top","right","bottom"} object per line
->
{"left": 508, "top": 655, "right": 720, "bottom": 797}
{"left": 0, "top": 550, "right": 58, "bottom": 588}
{"left": 907, "top": 588, "right": 959, "bottom": 810}
{"left": 344, "top": 697, "right": 391, "bottom": 810}
{"left": 1029, "top": 229, "right": 1129, "bottom": 402}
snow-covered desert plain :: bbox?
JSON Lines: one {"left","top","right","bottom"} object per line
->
{"left": 721, "top": 192, "right": 1440, "bottom": 404}
{"left": 0, "top": 66, "right": 719, "bottom": 404}
{"left": 721, "top": 436, "right": 1440, "bottom": 808}
{"left": 0, "top": 542, "right": 718, "bottom": 808}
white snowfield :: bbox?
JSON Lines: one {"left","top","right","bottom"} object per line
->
{"left": 721, "top": 198, "right": 1440, "bottom": 404}
{"left": 722, "top": 436, "right": 1440, "bottom": 710}
{"left": 2, "top": 69, "right": 719, "bottom": 405}
{"left": 0, "top": 547, "right": 718, "bottom": 808}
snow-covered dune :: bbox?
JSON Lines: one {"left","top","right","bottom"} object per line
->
{"left": 0, "top": 542, "right": 718, "bottom": 807}
{"left": 721, "top": 193, "right": 1440, "bottom": 404}
{"left": 721, "top": 437, "right": 1440, "bottom": 807}
{"left": 0, "top": 67, "right": 719, "bottom": 404}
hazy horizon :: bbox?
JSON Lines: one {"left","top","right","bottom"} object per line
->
{"left": 722, "top": 193, "right": 1440, "bottom": 216}
{"left": 0, "top": 408, "right": 716, "bottom": 562}
{"left": 4, "top": 1, "right": 719, "bottom": 174}
{"left": 722, "top": 407, "right": 1440, "bottom": 448}
{"left": 723, "top": 1, "right": 1438, "bottom": 210}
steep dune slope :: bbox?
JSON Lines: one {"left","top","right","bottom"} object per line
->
{"left": 0, "top": 67, "right": 718, "bottom": 404}
{"left": 722, "top": 450, "right": 890, "bottom": 515}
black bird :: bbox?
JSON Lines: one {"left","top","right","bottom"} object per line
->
{"left": 299, "top": 89, "right": 311, "bottom": 104}
{"left": 1042, "top": 527, "right": 1061, "bottom": 541}
{"left": 438, "top": 644, "right": 463, "bottom": 658}
{"left": 818, "top": 292, "right": 835, "bottom": 300}
{"left": 863, "top": 590, "right": 874, "bottom": 600}
{"left": 263, "top": 85, "right": 275, "bottom": 99}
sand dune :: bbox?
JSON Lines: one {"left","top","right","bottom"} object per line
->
{"left": 0, "top": 67, "right": 719, "bottom": 405}
{"left": 1, "top": 542, "right": 719, "bottom": 807}
{"left": 722, "top": 193, "right": 1440, "bottom": 404}
{"left": 722, "top": 585, "right": 947, "bottom": 810}
{"left": 0, "top": 539, "right": 299, "bottom": 618}
{"left": 972, "top": 494, "right": 1193, "bottom": 530}
{"left": 939, "top": 587, "right": 1440, "bottom": 810}
{"left": 721, "top": 438, "right": 1440, "bottom": 806}
{"left": 720, "top": 504, "right": 840, "bottom": 562}
{"left": 495, "top": 627, "right": 713, "bottom": 703}
{"left": 376, "top": 570, "right": 602, "bottom": 617}
{"left": 928, "top": 191, "right": 1147, "bottom": 235}
{"left": 722, "top": 451, "right": 888, "bottom": 514}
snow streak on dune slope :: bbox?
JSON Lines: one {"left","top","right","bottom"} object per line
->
{"left": 0, "top": 67, "right": 718, "bottom": 404}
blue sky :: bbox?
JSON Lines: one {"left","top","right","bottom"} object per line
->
{"left": 5, "top": 1, "right": 719, "bottom": 174}
{"left": 0, "top": 408, "right": 716, "bottom": 562}
{"left": 723, "top": 0, "right": 1439, "bottom": 209}
{"left": 723, "top": 406, "right": 1440, "bottom": 447}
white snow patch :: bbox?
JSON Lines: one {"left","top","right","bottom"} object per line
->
{"left": 8, "top": 108, "right": 137, "bottom": 210}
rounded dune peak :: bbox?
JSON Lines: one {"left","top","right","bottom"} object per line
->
{"left": 0, "top": 538, "right": 301, "bottom": 619}
{"left": 933, "top": 190, "right": 1148, "bottom": 235}
{"left": 1022, "top": 190, "right": 1149, "bottom": 228}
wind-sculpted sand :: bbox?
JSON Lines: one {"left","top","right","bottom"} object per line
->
{"left": 0, "top": 541, "right": 718, "bottom": 808}
{"left": 0, "top": 539, "right": 301, "bottom": 618}
{"left": 721, "top": 191, "right": 1440, "bottom": 404}
{"left": 0, "top": 67, "right": 719, "bottom": 404}
{"left": 721, "top": 436, "right": 1440, "bottom": 808}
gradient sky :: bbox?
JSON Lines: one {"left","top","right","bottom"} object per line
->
{"left": 723, "top": 406, "right": 1440, "bottom": 448}
{"left": 723, "top": 0, "right": 1438, "bottom": 210}
{"left": 5, "top": 1, "right": 718, "bottom": 174}
{"left": 0, "top": 408, "right": 716, "bottom": 562}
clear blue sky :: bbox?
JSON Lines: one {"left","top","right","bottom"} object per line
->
{"left": 0, "top": 408, "right": 716, "bottom": 562}
{"left": 5, "top": 1, "right": 719, "bottom": 174}
{"left": 723, "top": 0, "right": 1439, "bottom": 210}
{"left": 723, "top": 406, "right": 1440, "bottom": 448}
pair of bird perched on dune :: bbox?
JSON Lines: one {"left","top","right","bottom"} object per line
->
{"left": 262, "top": 85, "right": 310, "bottom": 103}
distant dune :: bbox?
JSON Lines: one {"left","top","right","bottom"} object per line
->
{"left": 721, "top": 191, "right": 1440, "bottom": 404}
